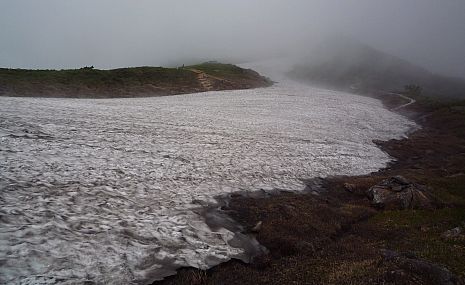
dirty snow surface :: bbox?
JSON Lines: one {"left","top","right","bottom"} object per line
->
{"left": 0, "top": 64, "right": 417, "bottom": 284}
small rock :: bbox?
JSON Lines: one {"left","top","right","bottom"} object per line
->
{"left": 420, "top": 226, "right": 429, "bottom": 232}
{"left": 441, "top": 227, "right": 462, "bottom": 239}
{"left": 251, "top": 221, "right": 262, "bottom": 233}
{"left": 385, "top": 269, "right": 406, "bottom": 281}
{"left": 343, "top": 183, "right": 356, "bottom": 193}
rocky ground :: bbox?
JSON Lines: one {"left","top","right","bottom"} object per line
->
{"left": 158, "top": 94, "right": 465, "bottom": 285}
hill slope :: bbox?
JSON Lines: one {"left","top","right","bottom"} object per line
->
{"left": 289, "top": 39, "right": 465, "bottom": 99}
{"left": 0, "top": 62, "right": 271, "bottom": 98}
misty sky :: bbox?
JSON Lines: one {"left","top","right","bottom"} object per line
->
{"left": 1, "top": 0, "right": 465, "bottom": 78}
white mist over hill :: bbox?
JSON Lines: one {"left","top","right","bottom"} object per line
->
{"left": 1, "top": 0, "right": 465, "bottom": 78}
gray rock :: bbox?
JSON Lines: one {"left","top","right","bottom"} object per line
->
{"left": 366, "top": 176, "right": 435, "bottom": 210}
{"left": 392, "top": 175, "right": 410, "bottom": 185}
{"left": 381, "top": 249, "right": 458, "bottom": 285}
{"left": 441, "top": 227, "right": 463, "bottom": 239}
{"left": 343, "top": 183, "right": 356, "bottom": 193}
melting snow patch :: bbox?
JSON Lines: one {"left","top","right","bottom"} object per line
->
{"left": 0, "top": 77, "right": 416, "bottom": 284}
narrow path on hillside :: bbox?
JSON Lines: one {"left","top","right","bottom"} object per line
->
{"left": 388, "top": 92, "right": 416, "bottom": 110}
{"left": 188, "top": 69, "right": 215, "bottom": 91}
{"left": 187, "top": 69, "right": 236, "bottom": 91}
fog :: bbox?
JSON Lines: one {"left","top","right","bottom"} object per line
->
{"left": 1, "top": 0, "right": 465, "bottom": 78}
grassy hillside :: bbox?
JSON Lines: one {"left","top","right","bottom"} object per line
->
{"left": 289, "top": 39, "right": 465, "bottom": 99}
{"left": 0, "top": 62, "right": 271, "bottom": 98}
{"left": 189, "top": 62, "right": 260, "bottom": 80}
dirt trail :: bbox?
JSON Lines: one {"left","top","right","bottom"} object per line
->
{"left": 188, "top": 69, "right": 215, "bottom": 91}
{"left": 188, "top": 69, "right": 237, "bottom": 91}
{"left": 386, "top": 92, "right": 417, "bottom": 111}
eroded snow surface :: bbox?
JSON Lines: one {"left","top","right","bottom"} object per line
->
{"left": 0, "top": 67, "right": 417, "bottom": 284}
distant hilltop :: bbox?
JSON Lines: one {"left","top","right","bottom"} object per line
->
{"left": 289, "top": 38, "right": 465, "bottom": 99}
{"left": 0, "top": 62, "right": 272, "bottom": 98}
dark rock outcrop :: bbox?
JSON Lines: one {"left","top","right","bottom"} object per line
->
{"left": 366, "top": 176, "right": 435, "bottom": 209}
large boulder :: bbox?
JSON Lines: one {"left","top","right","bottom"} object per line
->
{"left": 366, "top": 176, "right": 435, "bottom": 210}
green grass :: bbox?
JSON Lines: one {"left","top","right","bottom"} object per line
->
{"left": 0, "top": 62, "right": 266, "bottom": 97}
{"left": 370, "top": 207, "right": 465, "bottom": 274}
{"left": 188, "top": 62, "right": 245, "bottom": 76}
{"left": 427, "top": 176, "right": 465, "bottom": 206}
{"left": 372, "top": 208, "right": 465, "bottom": 229}
{"left": 0, "top": 66, "right": 197, "bottom": 88}
{"left": 403, "top": 89, "right": 465, "bottom": 111}
{"left": 187, "top": 62, "right": 267, "bottom": 82}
